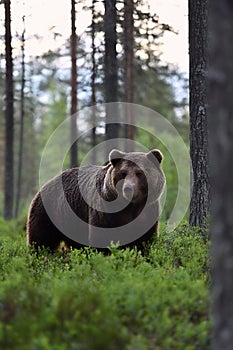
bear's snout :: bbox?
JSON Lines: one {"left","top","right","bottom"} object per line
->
{"left": 123, "top": 181, "right": 135, "bottom": 201}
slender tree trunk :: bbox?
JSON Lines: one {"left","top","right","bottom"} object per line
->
{"left": 189, "top": 0, "right": 209, "bottom": 228}
{"left": 15, "top": 15, "right": 25, "bottom": 218}
{"left": 91, "top": 0, "right": 97, "bottom": 163}
{"left": 0, "top": 117, "right": 4, "bottom": 193}
{"left": 70, "top": 0, "right": 78, "bottom": 167}
{"left": 124, "top": 0, "right": 135, "bottom": 151}
{"left": 209, "top": 1, "right": 233, "bottom": 349}
{"left": 4, "top": 0, "right": 14, "bottom": 220}
{"left": 104, "top": 0, "right": 118, "bottom": 154}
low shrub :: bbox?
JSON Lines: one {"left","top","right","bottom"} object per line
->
{"left": 0, "top": 221, "right": 211, "bottom": 349}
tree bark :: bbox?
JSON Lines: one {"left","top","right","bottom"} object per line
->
{"left": 124, "top": 0, "right": 135, "bottom": 151}
{"left": 4, "top": 0, "right": 14, "bottom": 220}
{"left": 104, "top": 0, "right": 118, "bottom": 153}
{"left": 91, "top": 0, "right": 97, "bottom": 163}
{"left": 189, "top": 0, "right": 209, "bottom": 228}
{"left": 70, "top": 0, "right": 78, "bottom": 167}
{"left": 15, "top": 15, "right": 25, "bottom": 218}
{"left": 209, "top": 1, "right": 233, "bottom": 349}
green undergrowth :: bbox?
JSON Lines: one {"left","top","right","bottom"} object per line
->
{"left": 0, "top": 220, "right": 211, "bottom": 350}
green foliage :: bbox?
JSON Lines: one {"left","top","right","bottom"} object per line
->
{"left": 0, "top": 192, "right": 3, "bottom": 217}
{"left": 136, "top": 128, "right": 188, "bottom": 222}
{"left": 134, "top": 65, "right": 176, "bottom": 120}
{"left": 0, "top": 220, "right": 211, "bottom": 349}
{"left": 40, "top": 81, "right": 68, "bottom": 144}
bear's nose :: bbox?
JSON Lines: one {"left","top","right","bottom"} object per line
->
{"left": 123, "top": 183, "right": 134, "bottom": 196}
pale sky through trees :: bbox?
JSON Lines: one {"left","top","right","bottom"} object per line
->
{"left": 0, "top": 0, "right": 188, "bottom": 73}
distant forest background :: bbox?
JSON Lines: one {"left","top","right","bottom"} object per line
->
{"left": 0, "top": 0, "right": 188, "bottom": 220}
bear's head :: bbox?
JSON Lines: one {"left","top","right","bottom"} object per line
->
{"left": 108, "top": 149, "right": 165, "bottom": 205}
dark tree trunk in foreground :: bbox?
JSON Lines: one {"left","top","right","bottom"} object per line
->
{"left": 189, "top": 0, "right": 209, "bottom": 228}
{"left": 209, "top": 1, "right": 233, "bottom": 349}
{"left": 4, "top": 0, "right": 14, "bottom": 220}
{"left": 124, "top": 0, "right": 135, "bottom": 151}
{"left": 104, "top": 0, "right": 118, "bottom": 152}
{"left": 70, "top": 0, "right": 78, "bottom": 167}
{"left": 15, "top": 15, "right": 25, "bottom": 218}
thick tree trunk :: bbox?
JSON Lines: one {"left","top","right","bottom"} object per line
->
{"left": 70, "top": 0, "right": 78, "bottom": 167}
{"left": 189, "top": 0, "right": 209, "bottom": 228}
{"left": 4, "top": 0, "right": 14, "bottom": 220}
{"left": 104, "top": 0, "right": 118, "bottom": 153}
{"left": 124, "top": 0, "right": 135, "bottom": 151}
{"left": 209, "top": 1, "right": 233, "bottom": 349}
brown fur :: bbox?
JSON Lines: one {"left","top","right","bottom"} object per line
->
{"left": 26, "top": 149, "right": 165, "bottom": 252}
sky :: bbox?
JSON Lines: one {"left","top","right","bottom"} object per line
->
{"left": 0, "top": 0, "right": 188, "bottom": 73}
{"left": 150, "top": 0, "right": 188, "bottom": 72}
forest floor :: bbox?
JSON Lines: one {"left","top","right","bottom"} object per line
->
{"left": 0, "top": 219, "right": 211, "bottom": 350}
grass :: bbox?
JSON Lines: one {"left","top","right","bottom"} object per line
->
{"left": 0, "top": 219, "right": 211, "bottom": 350}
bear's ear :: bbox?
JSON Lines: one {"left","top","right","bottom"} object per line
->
{"left": 146, "top": 149, "right": 163, "bottom": 165}
{"left": 109, "top": 149, "right": 125, "bottom": 166}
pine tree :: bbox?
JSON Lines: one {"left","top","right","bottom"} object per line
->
{"left": 15, "top": 15, "right": 25, "bottom": 218}
{"left": 3, "top": 0, "right": 14, "bottom": 220}
{"left": 209, "top": 1, "right": 233, "bottom": 349}
{"left": 70, "top": 0, "right": 78, "bottom": 167}
{"left": 104, "top": 0, "right": 119, "bottom": 153}
{"left": 91, "top": 0, "right": 97, "bottom": 163}
{"left": 124, "top": 0, "right": 135, "bottom": 150}
{"left": 189, "top": 0, "right": 209, "bottom": 228}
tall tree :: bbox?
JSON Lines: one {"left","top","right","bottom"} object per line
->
{"left": 104, "top": 0, "right": 118, "bottom": 152}
{"left": 209, "top": 1, "right": 233, "bottom": 349}
{"left": 189, "top": 0, "right": 209, "bottom": 228}
{"left": 3, "top": 0, "right": 14, "bottom": 220}
{"left": 91, "top": 0, "right": 97, "bottom": 163}
{"left": 15, "top": 15, "right": 25, "bottom": 218}
{"left": 124, "top": 0, "right": 135, "bottom": 151}
{"left": 70, "top": 0, "right": 78, "bottom": 167}
{"left": 0, "top": 68, "right": 5, "bottom": 194}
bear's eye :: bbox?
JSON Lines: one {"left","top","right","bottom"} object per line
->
{"left": 120, "top": 171, "right": 127, "bottom": 178}
{"left": 136, "top": 171, "right": 144, "bottom": 178}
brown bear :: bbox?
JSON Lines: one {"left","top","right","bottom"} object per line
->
{"left": 26, "top": 149, "right": 165, "bottom": 252}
